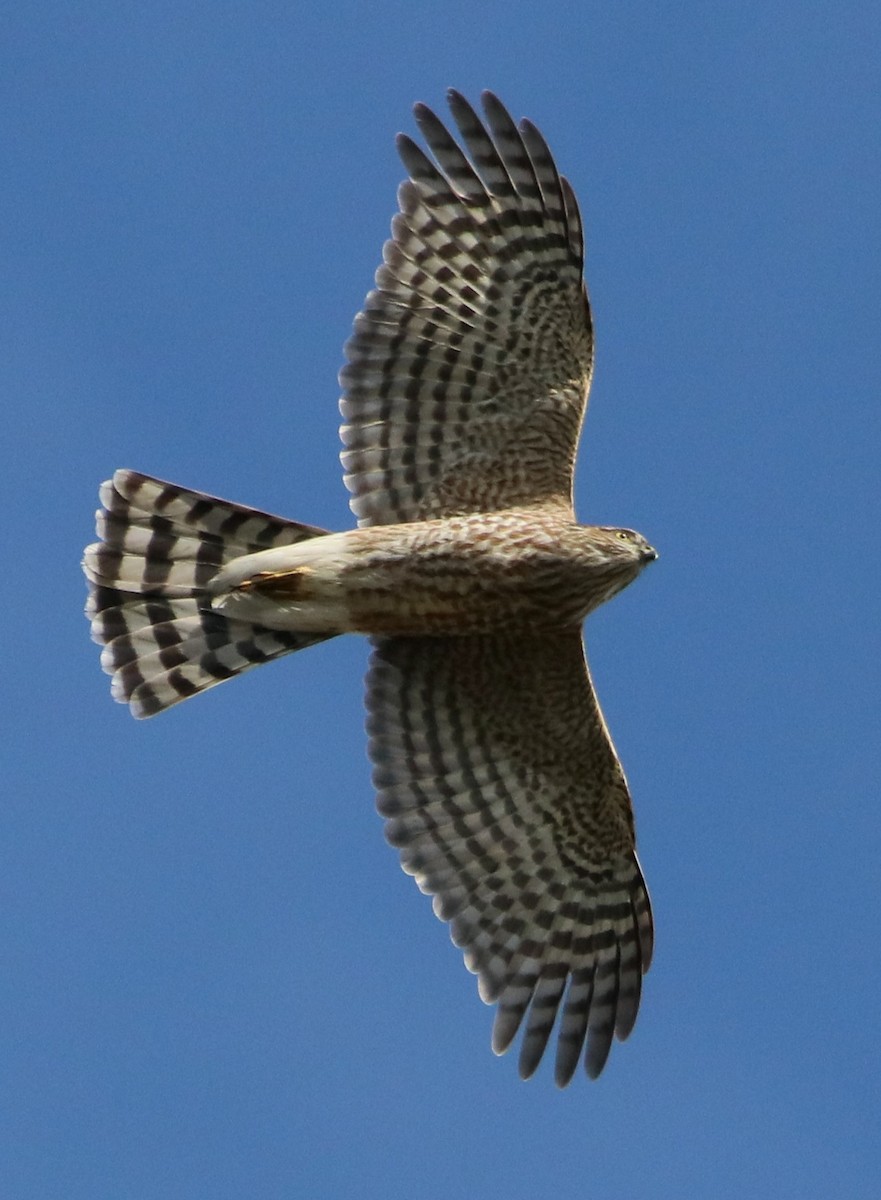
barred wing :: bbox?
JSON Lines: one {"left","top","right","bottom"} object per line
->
{"left": 340, "top": 90, "right": 593, "bottom": 527}
{"left": 366, "top": 632, "right": 652, "bottom": 1084}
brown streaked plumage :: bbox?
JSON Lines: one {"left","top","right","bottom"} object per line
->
{"left": 83, "top": 90, "right": 657, "bottom": 1084}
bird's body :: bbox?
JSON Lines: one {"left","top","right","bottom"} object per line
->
{"left": 210, "top": 508, "right": 654, "bottom": 637}
{"left": 83, "top": 91, "right": 657, "bottom": 1085}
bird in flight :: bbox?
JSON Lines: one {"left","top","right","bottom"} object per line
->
{"left": 83, "top": 90, "right": 657, "bottom": 1086}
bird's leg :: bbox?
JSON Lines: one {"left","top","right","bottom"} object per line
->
{"left": 236, "top": 566, "right": 314, "bottom": 599}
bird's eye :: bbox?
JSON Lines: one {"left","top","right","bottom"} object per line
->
{"left": 615, "top": 530, "right": 631, "bottom": 541}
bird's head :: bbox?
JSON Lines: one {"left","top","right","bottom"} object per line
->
{"left": 593, "top": 526, "right": 657, "bottom": 568}
{"left": 573, "top": 524, "right": 657, "bottom": 613}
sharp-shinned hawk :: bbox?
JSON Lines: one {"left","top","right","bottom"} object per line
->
{"left": 83, "top": 90, "right": 657, "bottom": 1085}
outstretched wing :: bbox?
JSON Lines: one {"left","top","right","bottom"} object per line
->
{"left": 366, "top": 632, "right": 652, "bottom": 1085}
{"left": 340, "top": 90, "right": 593, "bottom": 527}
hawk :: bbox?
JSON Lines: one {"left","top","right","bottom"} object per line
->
{"left": 83, "top": 90, "right": 657, "bottom": 1085}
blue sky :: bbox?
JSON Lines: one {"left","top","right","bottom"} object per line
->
{"left": 3, "top": 3, "right": 879, "bottom": 1197}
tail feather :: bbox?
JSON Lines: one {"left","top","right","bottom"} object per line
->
{"left": 84, "top": 470, "right": 334, "bottom": 718}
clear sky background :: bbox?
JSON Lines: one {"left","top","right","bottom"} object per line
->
{"left": 3, "top": 4, "right": 879, "bottom": 1198}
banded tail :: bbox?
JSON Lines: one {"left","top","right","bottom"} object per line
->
{"left": 83, "top": 470, "right": 334, "bottom": 718}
